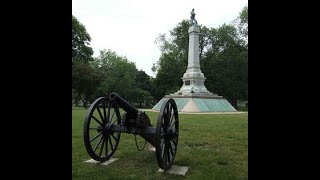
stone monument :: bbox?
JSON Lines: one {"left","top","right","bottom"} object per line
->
{"left": 152, "top": 9, "right": 236, "bottom": 112}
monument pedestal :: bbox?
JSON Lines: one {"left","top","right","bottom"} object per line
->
{"left": 172, "top": 25, "right": 215, "bottom": 97}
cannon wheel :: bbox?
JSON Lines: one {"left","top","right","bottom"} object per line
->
{"left": 84, "top": 97, "right": 122, "bottom": 162}
{"left": 156, "top": 98, "right": 179, "bottom": 170}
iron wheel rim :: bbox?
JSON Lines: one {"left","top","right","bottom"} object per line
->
{"left": 155, "top": 98, "right": 179, "bottom": 170}
{"left": 83, "top": 97, "right": 122, "bottom": 162}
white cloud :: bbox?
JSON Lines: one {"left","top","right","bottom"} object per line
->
{"left": 72, "top": 0, "right": 248, "bottom": 77}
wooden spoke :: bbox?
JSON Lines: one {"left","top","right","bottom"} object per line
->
{"left": 99, "top": 137, "right": 106, "bottom": 157}
{"left": 96, "top": 106, "right": 105, "bottom": 124}
{"left": 90, "top": 132, "right": 102, "bottom": 142}
{"left": 91, "top": 115, "right": 103, "bottom": 126}
{"left": 93, "top": 136, "right": 103, "bottom": 153}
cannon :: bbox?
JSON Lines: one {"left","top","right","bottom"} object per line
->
{"left": 83, "top": 92, "right": 179, "bottom": 170}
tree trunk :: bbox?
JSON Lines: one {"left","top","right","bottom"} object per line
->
{"left": 79, "top": 94, "right": 87, "bottom": 109}
{"left": 83, "top": 100, "right": 87, "bottom": 109}
{"left": 231, "top": 98, "right": 238, "bottom": 110}
{"left": 75, "top": 97, "right": 79, "bottom": 106}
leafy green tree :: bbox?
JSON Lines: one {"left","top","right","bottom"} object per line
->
{"left": 92, "top": 50, "right": 157, "bottom": 106}
{"left": 72, "top": 62, "right": 97, "bottom": 108}
{"left": 93, "top": 49, "right": 137, "bottom": 101}
{"left": 135, "top": 70, "right": 152, "bottom": 93}
{"left": 201, "top": 6, "right": 248, "bottom": 108}
{"left": 130, "top": 88, "right": 153, "bottom": 108}
{"left": 133, "top": 70, "right": 155, "bottom": 106}
{"left": 236, "top": 5, "right": 248, "bottom": 44}
{"left": 72, "top": 15, "right": 95, "bottom": 108}
{"left": 152, "top": 20, "right": 192, "bottom": 100}
{"left": 153, "top": 52, "right": 185, "bottom": 100}
{"left": 72, "top": 15, "right": 93, "bottom": 63}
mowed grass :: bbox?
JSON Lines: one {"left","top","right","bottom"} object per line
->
{"left": 72, "top": 107, "right": 248, "bottom": 179}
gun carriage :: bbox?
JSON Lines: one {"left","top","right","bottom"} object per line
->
{"left": 83, "top": 92, "right": 179, "bottom": 170}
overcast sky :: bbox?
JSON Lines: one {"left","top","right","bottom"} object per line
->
{"left": 72, "top": 0, "right": 247, "bottom": 77}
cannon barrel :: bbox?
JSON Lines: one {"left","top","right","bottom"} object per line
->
{"left": 109, "top": 92, "right": 139, "bottom": 116}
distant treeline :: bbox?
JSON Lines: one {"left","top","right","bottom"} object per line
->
{"left": 72, "top": 5, "right": 248, "bottom": 109}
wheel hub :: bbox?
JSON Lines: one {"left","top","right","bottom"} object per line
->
{"left": 164, "top": 127, "right": 176, "bottom": 139}
{"left": 103, "top": 123, "right": 113, "bottom": 135}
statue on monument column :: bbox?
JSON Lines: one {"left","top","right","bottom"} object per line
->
{"left": 190, "top": 8, "right": 198, "bottom": 26}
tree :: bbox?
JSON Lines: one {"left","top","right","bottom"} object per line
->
{"left": 93, "top": 49, "right": 137, "bottom": 101}
{"left": 152, "top": 20, "right": 193, "bottom": 100}
{"left": 201, "top": 6, "right": 248, "bottom": 108}
{"left": 153, "top": 52, "right": 185, "bottom": 100}
{"left": 72, "top": 15, "right": 93, "bottom": 63}
{"left": 232, "top": 5, "right": 248, "bottom": 51}
{"left": 91, "top": 51, "right": 155, "bottom": 106}
{"left": 72, "top": 15, "right": 95, "bottom": 108}
{"left": 130, "top": 88, "right": 153, "bottom": 108}
{"left": 72, "top": 62, "right": 97, "bottom": 108}
{"left": 238, "top": 5, "right": 248, "bottom": 42}
{"left": 135, "top": 70, "right": 152, "bottom": 93}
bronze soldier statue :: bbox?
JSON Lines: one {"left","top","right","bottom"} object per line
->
{"left": 190, "top": 8, "right": 198, "bottom": 26}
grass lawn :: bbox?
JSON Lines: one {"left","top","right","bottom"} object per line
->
{"left": 72, "top": 107, "right": 248, "bottom": 179}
